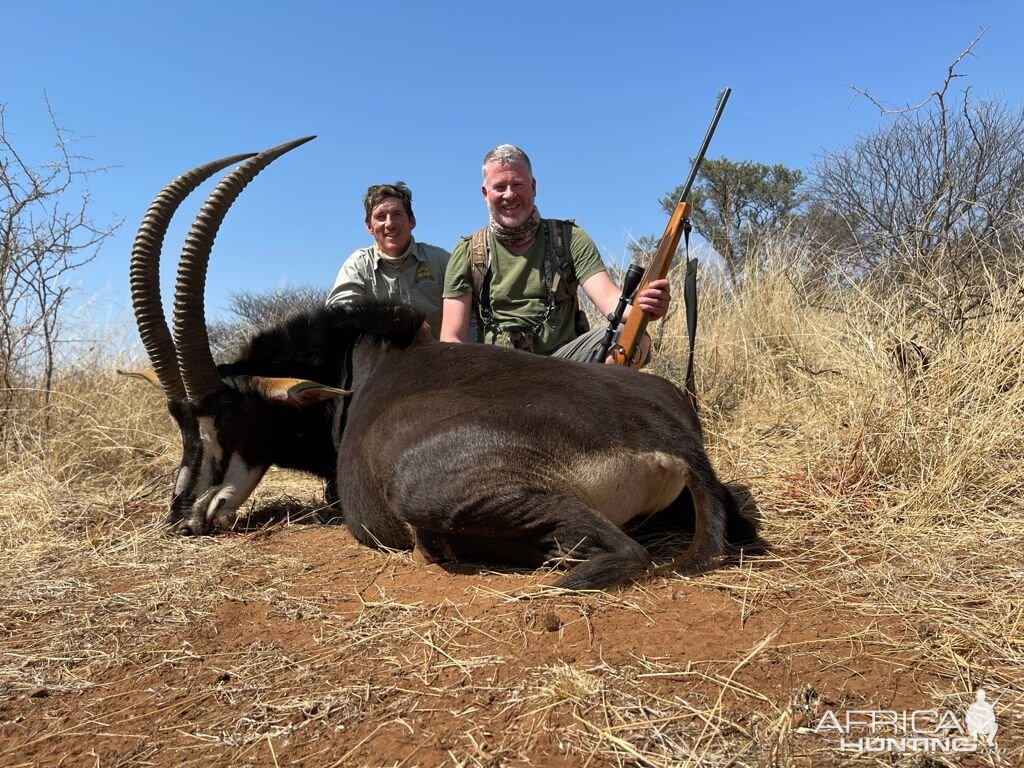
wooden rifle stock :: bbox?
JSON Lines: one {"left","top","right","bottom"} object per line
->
{"left": 610, "top": 87, "right": 731, "bottom": 369}
{"left": 611, "top": 200, "right": 692, "bottom": 366}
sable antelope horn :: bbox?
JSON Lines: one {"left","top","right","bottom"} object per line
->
{"left": 130, "top": 153, "right": 256, "bottom": 401}
{"left": 172, "top": 136, "right": 316, "bottom": 403}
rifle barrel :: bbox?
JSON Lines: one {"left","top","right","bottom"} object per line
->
{"left": 677, "top": 87, "right": 731, "bottom": 205}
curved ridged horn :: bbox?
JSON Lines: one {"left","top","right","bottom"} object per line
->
{"left": 130, "top": 153, "right": 256, "bottom": 401}
{"left": 173, "top": 136, "right": 316, "bottom": 403}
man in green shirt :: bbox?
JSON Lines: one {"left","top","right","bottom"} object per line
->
{"left": 440, "top": 145, "right": 671, "bottom": 362}
{"left": 327, "top": 181, "right": 449, "bottom": 339}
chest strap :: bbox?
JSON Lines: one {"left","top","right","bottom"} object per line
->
{"left": 467, "top": 220, "right": 578, "bottom": 339}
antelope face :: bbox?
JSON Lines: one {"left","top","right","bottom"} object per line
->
{"left": 167, "top": 389, "right": 269, "bottom": 535}
{"left": 167, "top": 377, "right": 348, "bottom": 534}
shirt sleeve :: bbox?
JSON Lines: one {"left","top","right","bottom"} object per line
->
{"left": 423, "top": 244, "right": 452, "bottom": 282}
{"left": 325, "top": 251, "right": 370, "bottom": 307}
{"left": 567, "top": 224, "right": 607, "bottom": 284}
{"left": 442, "top": 238, "right": 474, "bottom": 298}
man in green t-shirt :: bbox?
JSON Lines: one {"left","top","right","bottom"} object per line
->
{"left": 440, "top": 144, "right": 671, "bottom": 362}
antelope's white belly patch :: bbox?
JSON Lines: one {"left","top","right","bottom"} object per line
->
{"left": 566, "top": 450, "right": 690, "bottom": 528}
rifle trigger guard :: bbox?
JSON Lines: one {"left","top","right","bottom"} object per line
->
{"left": 628, "top": 345, "right": 644, "bottom": 367}
{"left": 609, "top": 343, "right": 643, "bottom": 369}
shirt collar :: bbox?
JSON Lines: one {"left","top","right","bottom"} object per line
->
{"left": 372, "top": 237, "right": 422, "bottom": 267}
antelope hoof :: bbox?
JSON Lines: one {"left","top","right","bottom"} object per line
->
{"left": 167, "top": 513, "right": 209, "bottom": 536}
{"left": 211, "top": 507, "right": 240, "bottom": 531}
{"left": 412, "top": 529, "right": 446, "bottom": 564}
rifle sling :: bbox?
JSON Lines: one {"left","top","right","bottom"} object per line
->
{"left": 683, "top": 223, "right": 699, "bottom": 414}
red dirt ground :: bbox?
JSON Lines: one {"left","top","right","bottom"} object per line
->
{"left": 1, "top": 521, "right": 1016, "bottom": 767}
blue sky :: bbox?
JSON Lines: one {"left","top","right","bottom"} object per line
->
{"left": 3, "top": 1, "right": 1022, "bottom": 337}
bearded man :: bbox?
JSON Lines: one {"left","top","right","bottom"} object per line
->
{"left": 440, "top": 145, "right": 670, "bottom": 362}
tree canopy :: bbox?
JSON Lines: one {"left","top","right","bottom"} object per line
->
{"left": 659, "top": 158, "right": 806, "bottom": 285}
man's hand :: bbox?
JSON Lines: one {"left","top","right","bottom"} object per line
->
{"left": 634, "top": 278, "right": 671, "bottom": 320}
{"left": 581, "top": 272, "right": 673, "bottom": 323}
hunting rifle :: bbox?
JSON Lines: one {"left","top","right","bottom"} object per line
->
{"left": 595, "top": 87, "right": 731, "bottom": 394}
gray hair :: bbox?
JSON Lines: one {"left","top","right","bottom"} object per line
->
{"left": 481, "top": 144, "right": 532, "bottom": 179}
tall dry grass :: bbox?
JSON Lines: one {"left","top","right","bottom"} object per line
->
{"left": 1, "top": 371, "right": 170, "bottom": 560}
{"left": 654, "top": 242, "right": 1023, "bottom": 698}
{"left": 1, "top": 366, "right": 326, "bottom": 707}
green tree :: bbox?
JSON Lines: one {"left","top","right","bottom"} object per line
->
{"left": 660, "top": 158, "right": 806, "bottom": 286}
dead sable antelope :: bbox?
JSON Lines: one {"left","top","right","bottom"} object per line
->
{"left": 129, "top": 136, "right": 755, "bottom": 590}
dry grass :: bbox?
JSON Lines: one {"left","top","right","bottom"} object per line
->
{"left": 1, "top": 246, "right": 1022, "bottom": 766}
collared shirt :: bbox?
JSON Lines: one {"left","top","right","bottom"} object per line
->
{"left": 326, "top": 238, "right": 450, "bottom": 339}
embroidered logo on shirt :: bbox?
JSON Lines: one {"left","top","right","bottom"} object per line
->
{"left": 415, "top": 263, "right": 433, "bottom": 282}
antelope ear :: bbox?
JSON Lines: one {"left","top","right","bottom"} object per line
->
{"left": 250, "top": 376, "right": 352, "bottom": 406}
{"left": 117, "top": 369, "right": 163, "bottom": 390}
